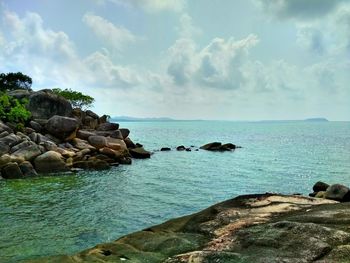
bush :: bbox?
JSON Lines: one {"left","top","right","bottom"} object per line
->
{"left": 0, "top": 72, "right": 32, "bottom": 92}
{"left": 0, "top": 93, "right": 31, "bottom": 130}
{"left": 52, "top": 88, "right": 95, "bottom": 110}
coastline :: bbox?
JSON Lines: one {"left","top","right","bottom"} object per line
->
{"left": 24, "top": 192, "right": 350, "bottom": 263}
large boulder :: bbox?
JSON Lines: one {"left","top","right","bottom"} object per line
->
{"left": 28, "top": 90, "right": 72, "bottom": 119}
{"left": 95, "top": 130, "right": 123, "bottom": 139}
{"left": 0, "top": 142, "right": 9, "bottom": 155}
{"left": 88, "top": 136, "right": 108, "bottom": 149}
{"left": 200, "top": 142, "right": 236, "bottom": 151}
{"left": 8, "top": 89, "right": 31, "bottom": 100}
{"left": 119, "top": 128, "right": 130, "bottom": 139}
{"left": 76, "top": 130, "right": 96, "bottom": 140}
{"left": 11, "top": 143, "right": 42, "bottom": 161}
{"left": 97, "top": 122, "right": 119, "bottom": 131}
{"left": 0, "top": 134, "right": 21, "bottom": 147}
{"left": 34, "top": 151, "right": 68, "bottom": 173}
{"left": 129, "top": 147, "right": 151, "bottom": 159}
{"left": 1, "top": 162, "right": 23, "bottom": 179}
{"left": 325, "top": 184, "right": 350, "bottom": 202}
{"left": 0, "top": 121, "right": 13, "bottom": 133}
{"left": 46, "top": 115, "right": 79, "bottom": 140}
{"left": 313, "top": 181, "right": 330, "bottom": 192}
{"left": 19, "top": 161, "right": 38, "bottom": 177}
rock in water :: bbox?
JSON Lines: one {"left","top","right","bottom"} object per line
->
{"left": 313, "top": 181, "right": 330, "bottom": 192}
{"left": 1, "top": 162, "right": 23, "bottom": 179}
{"left": 19, "top": 161, "right": 38, "bottom": 177}
{"left": 161, "top": 147, "right": 171, "bottom": 151}
{"left": 176, "top": 145, "right": 186, "bottom": 151}
{"left": 28, "top": 90, "right": 72, "bottom": 119}
{"left": 129, "top": 147, "right": 151, "bottom": 159}
{"left": 200, "top": 142, "right": 222, "bottom": 151}
{"left": 325, "top": 184, "right": 350, "bottom": 202}
{"left": 46, "top": 115, "right": 79, "bottom": 140}
{"left": 119, "top": 128, "right": 130, "bottom": 139}
{"left": 34, "top": 151, "right": 67, "bottom": 173}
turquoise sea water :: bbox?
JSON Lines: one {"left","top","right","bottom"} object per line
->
{"left": 0, "top": 121, "right": 349, "bottom": 262}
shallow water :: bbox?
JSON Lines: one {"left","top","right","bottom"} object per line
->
{"left": 0, "top": 121, "right": 349, "bottom": 262}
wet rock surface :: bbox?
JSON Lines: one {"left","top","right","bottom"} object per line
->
{"left": 25, "top": 193, "right": 350, "bottom": 263}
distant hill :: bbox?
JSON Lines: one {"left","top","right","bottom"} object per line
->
{"left": 304, "top": 118, "right": 329, "bottom": 122}
{"left": 111, "top": 116, "right": 175, "bottom": 122}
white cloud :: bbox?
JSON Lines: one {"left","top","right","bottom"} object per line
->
{"left": 167, "top": 34, "right": 260, "bottom": 90}
{"left": 95, "top": 0, "right": 186, "bottom": 13}
{"left": 254, "top": 0, "right": 346, "bottom": 20}
{"left": 177, "top": 14, "right": 202, "bottom": 39}
{"left": 83, "top": 13, "right": 138, "bottom": 51}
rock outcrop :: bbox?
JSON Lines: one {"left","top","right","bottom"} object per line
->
{"left": 26, "top": 193, "right": 350, "bottom": 263}
{"left": 200, "top": 142, "right": 237, "bottom": 151}
{"left": 0, "top": 89, "right": 150, "bottom": 178}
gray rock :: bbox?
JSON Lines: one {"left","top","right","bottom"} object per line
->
{"left": 0, "top": 131, "right": 10, "bottom": 138}
{"left": 28, "top": 90, "right": 72, "bottom": 119}
{"left": 97, "top": 122, "right": 119, "bottom": 131}
{"left": 10, "top": 140, "right": 32, "bottom": 153}
{"left": 8, "top": 89, "right": 31, "bottom": 100}
{"left": 95, "top": 130, "right": 123, "bottom": 139}
{"left": 0, "top": 121, "right": 13, "bottom": 133}
{"left": 29, "top": 120, "right": 42, "bottom": 132}
{"left": 34, "top": 151, "right": 68, "bottom": 174}
{"left": 129, "top": 147, "right": 151, "bottom": 159}
{"left": 19, "top": 161, "right": 38, "bottom": 177}
{"left": 83, "top": 115, "right": 98, "bottom": 130}
{"left": 76, "top": 130, "right": 96, "bottom": 140}
{"left": 0, "top": 134, "right": 20, "bottom": 147}
{"left": 46, "top": 115, "right": 79, "bottom": 140}
{"left": 313, "top": 181, "right": 330, "bottom": 192}
{"left": 12, "top": 143, "right": 42, "bottom": 161}
{"left": 0, "top": 142, "right": 9, "bottom": 155}
{"left": 325, "top": 184, "right": 350, "bottom": 202}
{"left": 124, "top": 137, "right": 136, "bottom": 149}
{"left": 85, "top": 110, "right": 99, "bottom": 119}
{"left": 1, "top": 162, "right": 23, "bottom": 179}
{"left": 88, "top": 136, "right": 108, "bottom": 149}
{"left": 119, "top": 128, "right": 130, "bottom": 139}
{"left": 200, "top": 142, "right": 222, "bottom": 151}
{"left": 176, "top": 145, "right": 186, "bottom": 151}
{"left": 161, "top": 147, "right": 171, "bottom": 151}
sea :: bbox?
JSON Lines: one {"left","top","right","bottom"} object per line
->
{"left": 0, "top": 121, "right": 349, "bottom": 262}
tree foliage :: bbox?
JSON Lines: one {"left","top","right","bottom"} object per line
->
{"left": 0, "top": 72, "right": 32, "bottom": 92}
{"left": 52, "top": 88, "right": 95, "bottom": 109}
{"left": 0, "top": 93, "right": 31, "bottom": 131}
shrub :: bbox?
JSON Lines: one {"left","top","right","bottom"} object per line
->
{"left": 0, "top": 93, "right": 31, "bottom": 131}
{"left": 52, "top": 88, "right": 95, "bottom": 110}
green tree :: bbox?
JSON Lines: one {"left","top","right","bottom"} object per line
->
{"left": 0, "top": 72, "right": 32, "bottom": 92}
{"left": 0, "top": 93, "right": 31, "bottom": 131}
{"left": 52, "top": 88, "right": 95, "bottom": 110}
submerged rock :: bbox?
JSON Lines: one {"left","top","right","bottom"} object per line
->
{"left": 129, "top": 147, "right": 151, "bottom": 159}
{"left": 28, "top": 194, "right": 349, "bottom": 263}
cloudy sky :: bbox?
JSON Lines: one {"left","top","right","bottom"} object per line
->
{"left": 0, "top": 0, "right": 349, "bottom": 120}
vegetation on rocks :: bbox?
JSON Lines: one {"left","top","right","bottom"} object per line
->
{"left": 52, "top": 88, "right": 95, "bottom": 110}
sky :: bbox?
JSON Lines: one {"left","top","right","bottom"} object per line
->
{"left": 0, "top": 0, "right": 349, "bottom": 121}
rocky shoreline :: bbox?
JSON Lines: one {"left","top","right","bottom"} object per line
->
{"left": 24, "top": 182, "right": 350, "bottom": 263}
{"left": 0, "top": 89, "right": 155, "bottom": 179}
{"left": 0, "top": 89, "right": 240, "bottom": 179}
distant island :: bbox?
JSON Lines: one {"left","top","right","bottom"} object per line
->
{"left": 304, "top": 118, "right": 329, "bottom": 122}
{"left": 111, "top": 116, "right": 175, "bottom": 122}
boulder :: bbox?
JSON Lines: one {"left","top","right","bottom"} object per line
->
{"left": 118, "top": 157, "right": 132, "bottom": 165}
{"left": 12, "top": 144, "right": 42, "bottom": 161}
{"left": 0, "top": 142, "right": 9, "bottom": 155}
{"left": 315, "top": 191, "right": 327, "bottom": 199}
{"left": 71, "top": 138, "right": 96, "bottom": 151}
{"left": 97, "top": 122, "right": 119, "bottom": 131}
{"left": 8, "top": 89, "right": 31, "bottom": 100}
{"left": 220, "top": 143, "right": 236, "bottom": 151}
{"left": 28, "top": 90, "right": 72, "bottom": 119}
{"left": 0, "top": 121, "right": 13, "bottom": 133}
{"left": 0, "top": 131, "right": 10, "bottom": 138}
{"left": 119, "top": 128, "right": 130, "bottom": 139}
{"left": 98, "top": 115, "right": 108, "bottom": 124}
{"left": 85, "top": 110, "right": 99, "bottom": 119}
{"left": 161, "top": 147, "right": 171, "bottom": 151}
{"left": 95, "top": 130, "right": 123, "bottom": 139}
{"left": 176, "top": 145, "right": 186, "bottom": 151}
{"left": 200, "top": 142, "right": 222, "bottom": 151}
{"left": 129, "top": 147, "right": 151, "bottom": 159}
{"left": 42, "top": 141, "right": 58, "bottom": 151}
{"left": 124, "top": 137, "right": 136, "bottom": 149}
{"left": 325, "top": 184, "right": 350, "bottom": 202}
{"left": 10, "top": 140, "right": 32, "bottom": 153}
{"left": 0, "top": 154, "right": 11, "bottom": 167}
{"left": 0, "top": 134, "right": 20, "bottom": 147}
{"left": 106, "top": 138, "right": 127, "bottom": 150}
{"left": 83, "top": 116, "right": 98, "bottom": 130}
{"left": 76, "top": 130, "right": 96, "bottom": 140}
{"left": 1, "top": 162, "right": 23, "bottom": 179}
{"left": 29, "top": 121, "right": 42, "bottom": 132}
{"left": 25, "top": 127, "right": 35, "bottom": 134}
{"left": 19, "top": 161, "right": 38, "bottom": 177}
{"left": 46, "top": 115, "right": 79, "bottom": 140}
{"left": 34, "top": 151, "right": 68, "bottom": 173}
{"left": 88, "top": 136, "right": 108, "bottom": 149}
{"left": 73, "top": 160, "right": 110, "bottom": 170}
{"left": 313, "top": 181, "right": 330, "bottom": 192}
